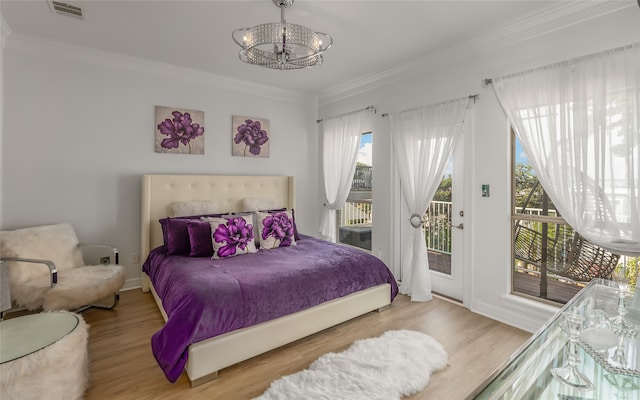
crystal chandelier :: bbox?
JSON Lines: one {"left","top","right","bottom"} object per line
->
{"left": 232, "top": 0, "right": 333, "bottom": 70}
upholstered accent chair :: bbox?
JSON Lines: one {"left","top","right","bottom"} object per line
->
{"left": 0, "top": 223, "right": 125, "bottom": 313}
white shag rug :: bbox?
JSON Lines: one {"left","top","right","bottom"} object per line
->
{"left": 254, "top": 330, "right": 448, "bottom": 400}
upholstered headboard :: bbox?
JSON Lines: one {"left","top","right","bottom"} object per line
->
{"left": 140, "top": 174, "right": 295, "bottom": 268}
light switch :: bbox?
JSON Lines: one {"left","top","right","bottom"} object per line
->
{"left": 482, "top": 184, "right": 490, "bottom": 197}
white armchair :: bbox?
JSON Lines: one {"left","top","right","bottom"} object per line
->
{"left": 0, "top": 223, "right": 125, "bottom": 313}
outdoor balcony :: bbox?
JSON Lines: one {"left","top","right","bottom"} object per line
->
{"left": 337, "top": 191, "right": 629, "bottom": 304}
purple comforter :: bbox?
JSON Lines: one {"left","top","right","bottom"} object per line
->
{"left": 143, "top": 235, "right": 398, "bottom": 382}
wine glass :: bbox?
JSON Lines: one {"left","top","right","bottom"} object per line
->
{"left": 610, "top": 265, "right": 636, "bottom": 331}
{"left": 610, "top": 333, "right": 627, "bottom": 368}
{"left": 551, "top": 311, "right": 594, "bottom": 391}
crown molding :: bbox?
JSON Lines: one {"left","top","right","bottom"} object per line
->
{"left": 5, "top": 33, "right": 315, "bottom": 105}
{"left": 1, "top": 16, "right": 12, "bottom": 48}
{"left": 318, "top": 0, "right": 635, "bottom": 105}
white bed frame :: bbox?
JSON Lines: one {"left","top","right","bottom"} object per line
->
{"left": 140, "top": 174, "right": 392, "bottom": 386}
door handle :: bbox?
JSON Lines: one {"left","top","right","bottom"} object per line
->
{"left": 450, "top": 222, "right": 464, "bottom": 230}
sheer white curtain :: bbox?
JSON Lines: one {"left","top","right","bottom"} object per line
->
{"left": 319, "top": 110, "right": 371, "bottom": 242}
{"left": 493, "top": 43, "right": 640, "bottom": 256}
{"left": 390, "top": 98, "right": 469, "bottom": 301}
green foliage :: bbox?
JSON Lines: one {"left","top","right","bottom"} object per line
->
{"left": 515, "top": 163, "right": 542, "bottom": 209}
{"left": 617, "top": 257, "right": 640, "bottom": 288}
{"left": 514, "top": 163, "right": 559, "bottom": 213}
{"left": 433, "top": 175, "right": 452, "bottom": 202}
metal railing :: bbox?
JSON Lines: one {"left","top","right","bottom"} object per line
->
{"left": 337, "top": 200, "right": 567, "bottom": 257}
{"left": 424, "top": 201, "right": 453, "bottom": 255}
{"left": 351, "top": 166, "right": 372, "bottom": 191}
{"left": 424, "top": 204, "right": 560, "bottom": 256}
{"left": 339, "top": 199, "right": 372, "bottom": 226}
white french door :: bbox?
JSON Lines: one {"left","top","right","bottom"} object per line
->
{"left": 429, "top": 110, "right": 472, "bottom": 302}
{"left": 394, "top": 111, "right": 471, "bottom": 303}
{"left": 429, "top": 133, "right": 465, "bottom": 301}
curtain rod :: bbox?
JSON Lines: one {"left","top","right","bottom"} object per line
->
{"left": 316, "top": 105, "right": 376, "bottom": 123}
{"left": 482, "top": 42, "right": 638, "bottom": 87}
{"left": 381, "top": 94, "right": 479, "bottom": 118}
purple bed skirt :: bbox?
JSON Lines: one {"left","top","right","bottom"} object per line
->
{"left": 143, "top": 234, "right": 398, "bottom": 382}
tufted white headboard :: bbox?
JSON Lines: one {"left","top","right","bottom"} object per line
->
{"left": 140, "top": 174, "right": 295, "bottom": 266}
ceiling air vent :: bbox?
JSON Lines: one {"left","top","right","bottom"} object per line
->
{"left": 47, "top": 1, "right": 84, "bottom": 19}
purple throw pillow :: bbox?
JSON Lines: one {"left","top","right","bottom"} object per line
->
{"left": 160, "top": 218, "right": 192, "bottom": 255}
{"left": 159, "top": 213, "right": 223, "bottom": 256}
{"left": 187, "top": 220, "right": 214, "bottom": 257}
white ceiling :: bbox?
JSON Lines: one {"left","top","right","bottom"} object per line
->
{"left": 0, "top": 1, "right": 630, "bottom": 96}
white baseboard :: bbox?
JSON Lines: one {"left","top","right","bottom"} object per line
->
{"left": 121, "top": 277, "right": 141, "bottom": 291}
{"left": 468, "top": 295, "right": 559, "bottom": 333}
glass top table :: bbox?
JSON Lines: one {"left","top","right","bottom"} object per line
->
{"left": 469, "top": 278, "right": 640, "bottom": 400}
{"left": 0, "top": 312, "right": 80, "bottom": 364}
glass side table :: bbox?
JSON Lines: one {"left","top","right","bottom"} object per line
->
{"left": 0, "top": 312, "right": 88, "bottom": 400}
{"left": 0, "top": 312, "right": 80, "bottom": 363}
{"left": 468, "top": 279, "right": 640, "bottom": 400}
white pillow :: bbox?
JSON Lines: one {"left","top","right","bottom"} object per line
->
{"left": 170, "top": 201, "right": 220, "bottom": 217}
{"left": 242, "top": 198, "right": 279, "bottom": 212}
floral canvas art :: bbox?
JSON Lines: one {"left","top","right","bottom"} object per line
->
{"left": 232, "top": 115, "right": 270, "bottom": 158}
{"left": 155, "top": 106, "right": 204, "bottom": 154}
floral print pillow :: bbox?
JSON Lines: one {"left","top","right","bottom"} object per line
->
{"left": 256, "top": 210, "right": 297, "bottom": 250}
{"left": 204, "top": 215, "right": 257, "bottom": 259}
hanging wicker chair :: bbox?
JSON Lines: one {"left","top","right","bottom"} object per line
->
{"left": 514, "top": 181, "right": 620, "bottom": 282}
{"left": 514, "top": 223, "right": 620, "bottom": 282}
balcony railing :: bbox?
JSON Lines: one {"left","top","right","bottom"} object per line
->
{"left": 423, "top": 203, "right": 560, "bottom": 256}
{"left": 337, "top": 200, "right": 569, "bottom": 258}
{"left": 424, "top": 201, "right": 453, "bottom": 255}
{"left": 351, "top": 165, "right": 372, "bottom": 191}
{"left": 339, "top": 199, "right": 372, "bottom": 226}
{"left": 338, "top": 199, "right": 372, "bottom": 250}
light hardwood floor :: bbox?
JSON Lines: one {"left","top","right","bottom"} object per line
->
{"left": 81, "top": 289, "right": 531, "bottom": 399}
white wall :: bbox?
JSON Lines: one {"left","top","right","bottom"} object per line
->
{"left": 1, "top": 10, "right": 7, "bottom": 230}
{"left": 2, "top": 35, "right": 319, "bottom": 289}
{"left": 319, "top": 6, "right": 640, "bottom": 332}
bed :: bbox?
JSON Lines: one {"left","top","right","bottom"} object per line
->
{"left": 140, "top": 174, "right": 398, "bottom": 386}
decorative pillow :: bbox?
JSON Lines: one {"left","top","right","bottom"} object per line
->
{"left": 242, "top": 198, "right": 279, "bottom": 212}
{"left": 187, "top": 220, "right": 214, "bottom": 257}
{"left": 205, "top": 215, "right": 257, "bottom": 259}
{"left": 170, "top": 201, "right": 220, "bottom": 217}
{"left": 159, "top": 218, "right": 192, "bottom": 255}
{"left": 256, "top": 210, "right": 297, "bottom": 250}
{"left": 224, "top": 212, "right": 260, "bottom": 247}
{"left": 159, "top": 213, "right": 223, "bottom": 255}
{"left": 262, "top": 208, "right": 300, "bottom": 241}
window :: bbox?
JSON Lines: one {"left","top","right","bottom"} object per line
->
{"left": 338, "top": 132, "right": 372, "bottom": 250}
{"left": 425, "top": 161, "right": 453, "bottom": 275}
{"left": 510, "top": 131, "right": 621, "bottom": 304}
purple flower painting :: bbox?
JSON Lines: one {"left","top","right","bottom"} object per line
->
{"left": 261, "top": 212, "right": 295, "bottom": 247}
{"left": 232, "top": 115, "right": 270, "bottom": 158}
{"left": 213, "top": 217, "right": 254, "bottom": 258}
{"left": 155, "top": 106, "right": 204, "bottom": 154}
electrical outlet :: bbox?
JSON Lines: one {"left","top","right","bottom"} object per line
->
{"left": 131, "top": 253, "right": 140, "bottom": 265}
{"left": 100, "top": 256, "right": 110, "bottom": 265}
